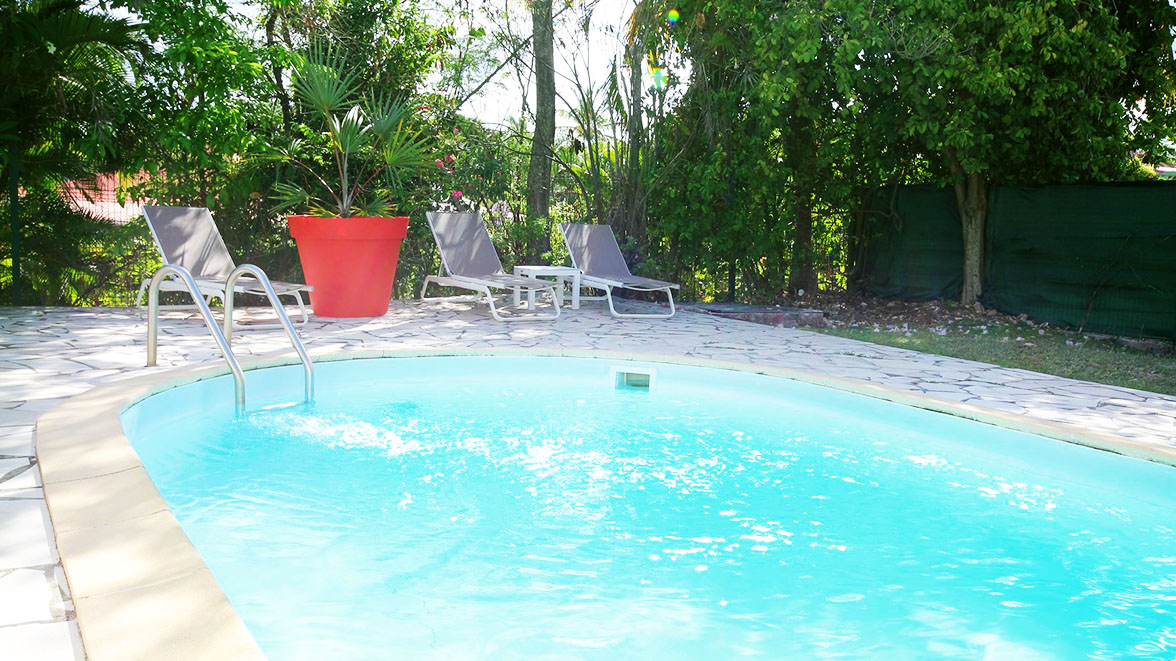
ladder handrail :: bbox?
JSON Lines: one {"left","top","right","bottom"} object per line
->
{"left": 222, "top": 264, "right": 314, "bottom": 404}
{"left": 146, "top": 264, "right": 246, "bottom": 412}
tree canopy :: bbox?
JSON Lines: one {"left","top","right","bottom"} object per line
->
{"left": 873, "top": 0, "right": 1176, "bottom": 302}
{"left": 1, "top": 0, "right": 1174, "bottom": 307}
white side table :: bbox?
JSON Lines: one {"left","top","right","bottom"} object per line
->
{"left": 513, "top": 265, "right": 581, "bottom": 310}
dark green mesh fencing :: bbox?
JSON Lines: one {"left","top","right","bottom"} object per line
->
{"left": 858, "top": 183, "right": 1176, "bottom": 339}
{"left": 985, "top": 183, "right": 1176, "bottom": 339}
{"left": 857, "top": 185, "right": 962, "bottom": 300}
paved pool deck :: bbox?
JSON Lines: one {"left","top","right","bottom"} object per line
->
{"left": 2, "top": 300, "right": 1174, "bottom": 659}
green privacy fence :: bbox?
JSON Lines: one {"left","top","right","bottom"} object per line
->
{"left": 855, "top": 182, "right": 1176, "bottom": 339}
{"left": 855, "top": 185, "right": 963, "bottom": 301}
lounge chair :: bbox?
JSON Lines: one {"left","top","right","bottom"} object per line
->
{"left": 560, "top": 223, "right": 678, "bottom": 319}
{"left": 135, "top": 206, "right": 311, "bottom": 326}
{"left": 421, "top": 212, "right": 560, "bottom": 321}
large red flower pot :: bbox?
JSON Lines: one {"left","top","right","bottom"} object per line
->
{"left": 288, "top": 215, "right": 409, "bottom": 318}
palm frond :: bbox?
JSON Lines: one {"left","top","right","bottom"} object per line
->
{"left": 257, "top": 138, "right": 305, "bottom": 163}
{"left": 291, "top": 43, "right": 360, "bottom": 117}
{"left": 329, "top": 105, "right": 371, "bottom": 154}
{"left": 365, "top": 94, "right": 411, "bottom": 143}
{"left": 271, "top": 181, "right": 314, "bottom": 213}
{"left": 379, "top": 128, "right": 431, "bottom": 174}
{"left": 350, "top": 193, "right": 393, "bottom": 217}
{"left": 275, "top": 39, "right": 433, "bottom": 216}
{"left": 0, "top": 0, "right": 147, "bottom": 190}
{"left": 307, "top": 200, "right": 342, "bottom": 218}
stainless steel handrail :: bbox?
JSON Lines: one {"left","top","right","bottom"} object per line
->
{"left": 146, "top": 264, "right": 246, "bottom": 412}
{"left": 222, "top": 264, "right": 314, "bottom": 403}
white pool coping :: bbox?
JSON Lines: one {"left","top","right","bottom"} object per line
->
{"left": 35, "top": 347, "right": 1176, "bottom": 660}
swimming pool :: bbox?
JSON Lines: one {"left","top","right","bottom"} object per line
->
{"left": 120, "top": 356, "right": 1176, "bottom": 659}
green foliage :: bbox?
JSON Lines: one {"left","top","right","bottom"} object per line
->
{"left": 288, "top": 0, "right": 439, "bottom": 101}
{"left": 853, "top": 0, "right": 1176, "bottom": 303}
{"left": 387, "top": 108, "right": 564, "bottom": 298}
{"left": 0, "top": 188, "right": 154, "bottom": 306}
{"left": 124, "top": 0, "right": 276, "bottom": 205}
{"left": 273, "top": 44, "right": 431, "bottom": 217}
{"left": 101, "top": 0, "right": 299, "bottom": 295}
{"left": 0, "top": 0, "right": 149, "bottom": 304}
{"left": 0, "top": 0, "right": 147, "bottom": 176}
{"left": 5, "top": 0, "right": 1176, "bottom": 309}
{"left": 879, "top": 0, "right": 1176, "bottom": 184}
{"left": 639, "top": 0, "right": 1176, "bottom": 303}
{"left": 640, "top": 0, "right": 909, "bottom": 302}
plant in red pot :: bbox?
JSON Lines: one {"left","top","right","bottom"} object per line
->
{"left": 273, "top": 45, "right": 429, "bottom": 318}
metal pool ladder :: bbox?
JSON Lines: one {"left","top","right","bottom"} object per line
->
{"left": 145, "top": 264, "right": 314, "bottom": 413}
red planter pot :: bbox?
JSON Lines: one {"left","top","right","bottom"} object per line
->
{"left": 288, "top": 215, "right": 409, "bottom": 318}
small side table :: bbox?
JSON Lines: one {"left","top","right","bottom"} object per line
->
{"left": 513, "top": 265, "right": 581, "bottom": 310}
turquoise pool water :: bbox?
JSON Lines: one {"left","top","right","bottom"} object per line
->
{"left": 122, "top": 357, "right": 1176, "bottom": 659}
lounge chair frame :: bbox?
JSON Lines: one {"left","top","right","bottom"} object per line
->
{"left": 575, "top": 275, "right": 676, "bottom": 319}
{"left": 560, "top": 223, "right": 678, "bottom": 319}
{"left": 421, "top": 212, "right": 561, "bottom": 322}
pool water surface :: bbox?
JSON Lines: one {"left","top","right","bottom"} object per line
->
{"left": 121, "top": 357, "right": 1176, "bottom": 659}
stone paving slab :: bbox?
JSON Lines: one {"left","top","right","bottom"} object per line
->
{"left": 0, "top": 622, "right": 83, "bottom": 661}
{"left": 0, "top": 567, "right": 56, "bottom": 624}
{"left": 1, "top": 301, "right": 1175, "bottom": 659}
{"left": 676, "top": 302, "right": 826, "bottom": 327}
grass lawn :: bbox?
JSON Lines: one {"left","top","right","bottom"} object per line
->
{"left": 814, "top": 318, "right": 1176, "bottom": 397}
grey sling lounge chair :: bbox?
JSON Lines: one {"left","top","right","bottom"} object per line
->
{"left": 135, "top": 206, "right": 312, "bottom": 327}
{"left": 421, "top": 212, "right": 560, "bottom": 321}
{"left": 560, "top": 223, "right": 678, "bottom": 319}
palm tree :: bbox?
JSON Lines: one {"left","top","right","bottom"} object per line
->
{"left": 272, "top": 44, "right": 430, "bottom": 218}
{"left": 0, "top": 0, "right": 146, "bottom": 304}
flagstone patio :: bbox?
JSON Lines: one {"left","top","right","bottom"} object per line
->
{"left": 2, "top": 300, "right": 1174, "bottom": 659}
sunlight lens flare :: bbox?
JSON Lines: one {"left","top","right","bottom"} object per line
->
{"left": 667, "top": 9, "right": 680, "bottom": 26}
{"left": 651, "top": 67, "right": 666, "bottom": 91}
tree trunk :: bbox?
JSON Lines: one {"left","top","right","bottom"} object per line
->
{"left": 727, "top": 259, "right": 737, "bottom": 302}
{"left": 788, "top": 113, "right": 818, "bottom": 295}
{"left": 946, "top": 150, "right": 987, "bottom": 305}
{"left": 724, "top": 167, "right": 738, "bottom": 302}
{"left": 7, "top": 145, "right": 19, "bottom": 306}
{"left": 620, "top": 34, "right": 645, "bottom": 244}
{"left": 525, "top": 0, "right": 555, "bottom": 220}
{"left": 265, "top": 6, "right": 292, "bottom": 135}
{"left": 590, "top": 131, "right": 605, "bottom": 223}
{"left": 789, "top": 196, "right": 816, "bottom": 295}
{"left": 957, "top": 174, "right": 987, "bottom": 305}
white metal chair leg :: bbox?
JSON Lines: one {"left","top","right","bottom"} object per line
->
{"left": 285, "top": 290, "right": 309, "bottom": 327}
{"left": 135, "top": 279, "right": 148, "bottom": 307}
{"left": 484, "top": 285, "right": 560, "bottom": 321}
{"left": 422, "top": 275, "right": 560, "bottom": 321}
{"left": 295, "top": 291, "right": 309, "bottom": 326}
{"left": 421, "top": 276, "right": 488, "bottom": 302}
{"left": 602, "top": 285, "right": 676, "bottom": 319}
{"left": 421, "top": 276, "right": 454, "bottom": 301}
{"left": 516, "top": 274, "right": 566, "bottom": 310}
{"left": 140, "top": 275, "right": 309, "bottom": 330}
{"left": 221, "top": 288, "right": 310, "bottom": 331}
